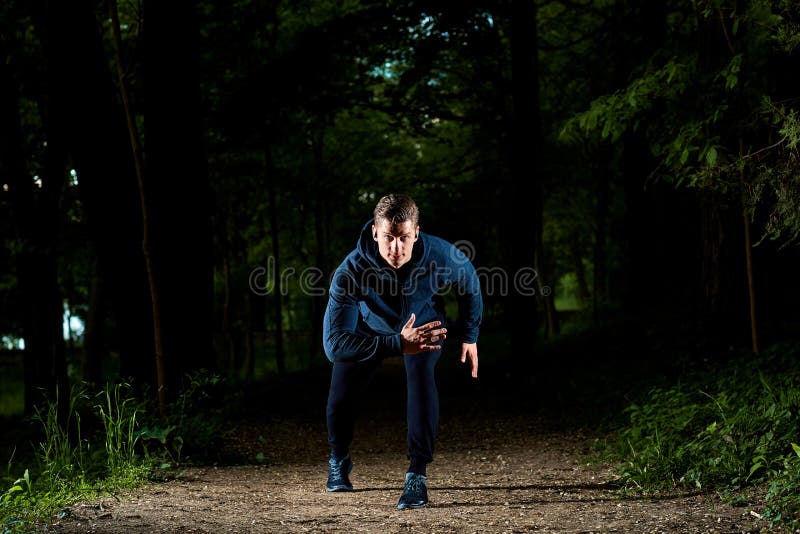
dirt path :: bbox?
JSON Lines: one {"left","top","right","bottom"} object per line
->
{"left": 48, "top": 411, "right": 758, "bottom": 533}
{"left": 43, "top": 357, "right": 767, "bottom": 533}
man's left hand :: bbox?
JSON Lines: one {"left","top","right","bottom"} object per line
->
{"left": 460, "top": 343, "right": 478, "bottom": 378}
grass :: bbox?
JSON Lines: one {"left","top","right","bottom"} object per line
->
{"left": 0, "top": 382, "right": 150, "bottom": 532}
{"left": 603, "top": 342, "right": 800, "bottom": 529}
{"left": 0, "top": 372, "right": 225, "bottom": 532}
{"left": 3, "top": 324, "right": 796, "bottom": 530}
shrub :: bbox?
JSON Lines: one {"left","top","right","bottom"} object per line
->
{"left": 613, "top": 343, "right": 800, "bottom": 527}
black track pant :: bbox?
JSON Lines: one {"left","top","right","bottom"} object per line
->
{"left": 326, "top": 349, "right": 442, "bottom": 466}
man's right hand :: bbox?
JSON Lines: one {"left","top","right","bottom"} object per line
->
{"left": 400, "top": 313, "right": 447, "bottom": 354}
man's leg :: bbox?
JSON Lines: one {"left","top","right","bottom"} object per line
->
{"left": 326, "top": 357, "right": 381, "bottom": 462}
{"left": 403, "top": 348, "right": 441, "bottom": 475}
{"left": 398, "top": 348, "right": 440, "bottom": 509}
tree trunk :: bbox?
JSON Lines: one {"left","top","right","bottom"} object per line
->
{"left": 36, "top": 0, "right": 155, "bottom": 389}
{"left": 699, "top": 190, "right": 723, "bottom": 319}
{"left": 109, "top": 0, "right": 167, "bottom": 413}
{"left": 266, "top": 151, "right": 286, "bottom": 376}
{"left": 0, "top": 40, "right": 67, "bottom": 415}
{"left": 216, "top": 204, "right": 240, "bottom": 377}
{"left": 535, "top": 242, "right": 559, "bottom": 339}
{"left": 38, "top": 62, "right": 70, "bottom": 423}
{"left": 222, "top": 244, "right": 236, "bottom": 376}
{"left": 571, "top": 234, "right": 590, "bottom": 305}
{"left": 621, "top": 1, "right": 667, "bottom": 318}
{"left": 82, "top": 258, "right": 104, "bottom": 386}
{"left": 244, "top": 293, "right": 257, "bottom": 380}
{"left": 310, "top": 204, "right": 326, "bottom": 365}
{"left": 311, "top": 128, "right": 327, "bottom": 366}
{"left": 592, "top": 146, "right": 611, "bottom": 323}
{"left": 507, "top": 0, "right": 542, "bottom": 362}
{"left": 740, "top": 141, "right": 759, "bottom": 353}
{"left": 743, "top": 208, "right": 759, "bottom": 353}
{"left": 246, "top": 289, "right": 266, "bottom": 380}
{"left": 144, "top": 0, "right": 216, "bottom": 391}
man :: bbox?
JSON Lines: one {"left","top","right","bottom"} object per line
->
{"left": 323, "top": 194, "right": 482, "bottom": 509}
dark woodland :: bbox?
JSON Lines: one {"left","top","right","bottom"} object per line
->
{"left": 1, "top": 0, "right": 800, "bottom": 530}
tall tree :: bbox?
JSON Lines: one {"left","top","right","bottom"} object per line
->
{"left": 144, "top": 0, "right": 216, "bottom": 390}
{"left": 36, "top": 0, "right": 155, "bottom": 387}
{"left": 567, "top": 0, "right": 800, "bottom": 349}
{"left": 0, "top": 17, "right": 67, "bottom": 414}
{"left": 506, "top": 0, "right": 543, "bottom": 360}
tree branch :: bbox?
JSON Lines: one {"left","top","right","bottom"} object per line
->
{"left": 717, "top": 7, "right": 736, "bottom": 56}
{"left": 538, "top": 27, "right": 605, "bottom": 51}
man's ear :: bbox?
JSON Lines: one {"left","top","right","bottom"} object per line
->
{"left": 372, "top": 224, "right": 377, "bottom": 240}
{"left": 415, "top": 226, "right": 420, "bottom": 240}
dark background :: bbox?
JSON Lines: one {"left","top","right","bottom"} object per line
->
{"left": 1, "top": 0, "right": 799, "bottom": 424}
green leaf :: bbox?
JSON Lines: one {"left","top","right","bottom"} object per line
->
{"left": 666, "top": 63, "right": 677, "bottom": 83}
{"left": 792, "top": 442, "right": 800, "bottom": 458}
{"left": 706, "top": 147, "right": 718, "bottom": 166}
{"left": 586, "top": 110, "right": 598, "bottom": 130}
{"left": 137, "top": 425, "right": 175, "bottom": 444}
{"left": 680, "top": 147, "right": 689, "bottom": 165}
{"left": 748, "top": 463, "right": 763, "bottom": 478}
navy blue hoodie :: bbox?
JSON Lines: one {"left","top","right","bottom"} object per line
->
{"left": 323, "top": 219, "right": 482, "bottom": 363}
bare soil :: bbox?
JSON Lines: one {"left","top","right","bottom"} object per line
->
{"left": 45, "top": 360, "right": 767, "bottom": 533}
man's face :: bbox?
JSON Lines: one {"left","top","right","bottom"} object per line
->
{"left": 373, "top": 218, "right": 419, "bottom": 269}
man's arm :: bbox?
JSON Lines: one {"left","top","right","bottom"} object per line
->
{"left": 452, "top": 248, "right": 482, "bottom": 343}
{"left": 323, "top": 272, "right": 402, "bottom": 363}
{"left": 323, "top": 271, "right": 447, "bottom": 363}
{"left": 450, "top": 245, "right": 482, "bottom": 378}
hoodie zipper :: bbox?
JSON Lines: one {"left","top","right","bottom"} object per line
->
{"left": 398, "top": 268, "right": 408, "bottom": 323}
{"left": 400, "top": 292, "right": 408, "bottom": 323}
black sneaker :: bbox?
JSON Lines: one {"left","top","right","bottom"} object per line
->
{"left": 326, "top": 454, "right": 353, "bottom": 492}
{"left": 397, "top": 472, "right": 428, "bottom": 509}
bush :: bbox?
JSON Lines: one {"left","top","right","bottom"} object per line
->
{"left": 612, "top": 343, "right": 800, "bottom": 528}
{"left": 0, "top": 371, "right": 225, "bottom": 531}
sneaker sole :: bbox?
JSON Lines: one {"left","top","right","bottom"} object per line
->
{"left": 397, "top": 502, "right": 427, "bottom": 510}
{"left": 326, "top": 485, "right": 354, "bottom": 492}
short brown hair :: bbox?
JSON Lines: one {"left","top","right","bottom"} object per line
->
{"left": 374, "top": 194, "right": 419, "bottom": 226}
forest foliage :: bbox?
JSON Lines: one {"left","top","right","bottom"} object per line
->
{"left": 0, "top": 0, "right": 798, "bottom": 390}
{"left": 1, "top": 0, "right": 799, "bottom": 528}
{"left": 611, "top": 343, "right": 800, "bottom": 528}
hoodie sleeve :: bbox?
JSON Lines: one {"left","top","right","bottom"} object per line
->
{"left": 448, "top": 245, "right": 483, "bottom": 344}
{"left": 323, "top": 269, "right": 403, "bottom": 363}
